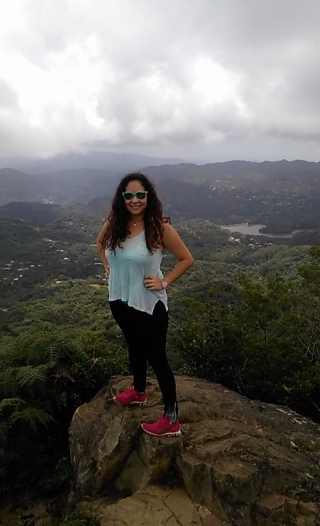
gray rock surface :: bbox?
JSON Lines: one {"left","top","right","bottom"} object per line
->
{"left": 69, "top": 376, "right": 320, "bottom": 525}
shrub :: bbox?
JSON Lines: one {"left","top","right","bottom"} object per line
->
{"left": 0, "top": 326, "right": 128, "bottom": 496}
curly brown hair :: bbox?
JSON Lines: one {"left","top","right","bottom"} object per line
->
{"left": 102, "top": 172, "right": 169, "bottom": 254}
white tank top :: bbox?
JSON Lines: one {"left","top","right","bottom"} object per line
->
{"left": 105, "top": 231, "right": 168, "bottom": 315}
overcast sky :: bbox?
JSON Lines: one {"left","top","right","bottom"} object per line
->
{"left": 1, "top": 0, "right": 320, "bottom": 163}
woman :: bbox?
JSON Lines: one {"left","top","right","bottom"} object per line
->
{"left": 96, "top": 172, "right": 194, "bottom": 437}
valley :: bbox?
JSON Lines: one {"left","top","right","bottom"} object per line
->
{"left": 2, "top": 159, "right": 320, "bottom": 234}
{"left": 1, "top": 159, "right": 320, "bottom": 523}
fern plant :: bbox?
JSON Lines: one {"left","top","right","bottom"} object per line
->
{"left": 43, "top": 507, "right": 100, "bottom": 526}
{"left": 9, "top": 407, "right": 55, "bottom": 431}
{"left": 0, "top": 397, "right": 24, "bottom": 411}
{"left": 0, "top": 325, "right": 128, "bottom": 497}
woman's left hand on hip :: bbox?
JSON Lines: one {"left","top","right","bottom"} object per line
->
{"left": 144, "top": 275, "right": 163, "bottom": 290}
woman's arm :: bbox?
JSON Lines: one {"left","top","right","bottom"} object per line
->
{"left": 144, "top": 223, "right": 194, "bottom": 290}
{"left": 96, "top": 221, "right": 110, "bottom": 277}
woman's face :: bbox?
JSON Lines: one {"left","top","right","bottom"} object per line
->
{"left": 123, "top": 180, "right": 148, "bottom": 217}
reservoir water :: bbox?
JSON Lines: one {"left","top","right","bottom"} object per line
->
{"left": 220, "top": 223, "right": 311, "bottom": 239}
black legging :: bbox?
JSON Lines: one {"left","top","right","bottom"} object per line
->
{"left": 109, "top": 299, "right": 177, "bottom": 409}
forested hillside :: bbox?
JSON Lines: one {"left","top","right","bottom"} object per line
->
{"left": 0, "top": 199, "right": 320, "bottom": 522}
{"left": 2, "top": 160, "right": 320, "bottom": 234}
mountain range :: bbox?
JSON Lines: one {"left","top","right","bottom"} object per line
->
{"left": 0, "top": 150, "right": 184, "bottom": 174}
{"left": 1, "top": 155, "right": 320, "bottom": 233}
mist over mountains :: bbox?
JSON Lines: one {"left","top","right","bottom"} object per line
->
{"left": 0, "top": 151, "right": 184, "bottom": 206}
{"left": 1, "top": 153, "right": 320, "bottom": 234}
{"left": 0, "top": 151, "right": 184, "bottom": 174}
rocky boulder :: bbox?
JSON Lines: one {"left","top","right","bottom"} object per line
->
{"left": 69, "top": 376, "right": 320, "bottom": 525}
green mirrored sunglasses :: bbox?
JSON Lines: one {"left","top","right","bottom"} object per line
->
{"left": 122, "top": 191, "right": 148, "bottom": 201}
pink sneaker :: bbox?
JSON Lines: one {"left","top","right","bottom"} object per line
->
{"left": 141, "top": 416, "right": 181, "bottom": 437}
{"left": 113, "top": 386, "right": 147, "bottom": 406}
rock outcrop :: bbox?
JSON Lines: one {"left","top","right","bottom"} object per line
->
{"left": 69, "top": 376, "right": 320, "bottom": 525}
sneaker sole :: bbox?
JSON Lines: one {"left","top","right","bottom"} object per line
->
{"left": 113, "top": 396, "right": 147, "bottom": 406}
{"left": 141, "top": 424, "right": 181, "bottom": 437}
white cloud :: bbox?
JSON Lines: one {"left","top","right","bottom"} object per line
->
{"left": 1, "top": 0, "right": 320, "bottom": 161}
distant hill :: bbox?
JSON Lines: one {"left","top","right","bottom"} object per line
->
{"left": 3, "top": 160, "right": 320, "bottom": 207}
{"left": 0, "top": 151, "right": 184, "bottom": 205}
{"left": 0, "top": 151, "right": 184, "bottom": 174}
{"left": 0, "top": 201, "right": 102, "bottom": 231}
{"left": 2, "top": 160, "right": 320, "bottom": 233}
{"left": 0, "top": 167, "right": 118, "bottom": 206}
{"left": 0, "top": 168, "right": 51, "bottom": 205}
{"left": 0, "top": 201, "right": 64, "bottom": 223}
{"left": 144, "top": 159, "right": 320, "bottom": 187}
{"left": 143, "top": 161, "right": 320, "bottom": 232}
{"left": 38, "top": 168, "right": 118, "bottom": 204}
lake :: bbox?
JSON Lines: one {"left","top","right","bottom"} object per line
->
{"left": 220, "top": 223, "right": 311, "bottom": 239}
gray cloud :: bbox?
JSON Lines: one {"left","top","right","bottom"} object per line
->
{"left": 0, "top": 0, "right": 320, "bottom": 162}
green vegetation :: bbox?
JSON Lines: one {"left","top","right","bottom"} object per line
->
{"left": 175, "top": 267, "right": 320, "bottom": 419}
{"left": 42, "top": 507, "right": 100, "bottom": 526}
{"left": 147, "top": 160, "right": 320, "bottom": 233}
{"left": 0, "top": 325, "right": 128, "bottom": 496}
{"left": 0, "top": 202, "right": 320, "bottom": 515}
